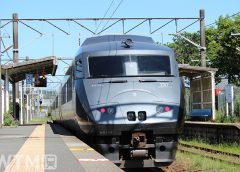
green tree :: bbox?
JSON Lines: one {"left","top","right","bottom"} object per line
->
{"left": 205, "top": 26, "right": 220, "bottom": 63}
{"left": 168, "top": 32, "right": 200, "bottom": 66}
{"left": 168, "top": 15, "right": 240, "bottom": 86}
{"left": 208, "top": 15, "right": 240, "bottom": 85}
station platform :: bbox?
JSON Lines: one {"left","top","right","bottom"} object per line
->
{"left": 0, "top": 123, "right": 122, "bottom": 172}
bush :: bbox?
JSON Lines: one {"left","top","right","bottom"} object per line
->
{"left": 215, "top": 109, "right": 238, "bottom": 123}
{"left": 3, "top": 103, "right": 18, "bottom": 127}
{"left": 215, "top": 110, "right": 225, "bottom": 123}
{"left": 4, "top": 111, "right": 18, "bottom": 127}
{"left": 234, "top": 94, "right": 240, "bottom": 117}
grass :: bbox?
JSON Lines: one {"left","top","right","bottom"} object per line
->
{"left": 215, "top": 110, "right": 240, "bottom": 123}
{"left": 176, "top": 151, "right": 240, "bottom": 172}
{"left": 29, "top": 116, "right": 51, "bottom": 124}
{"left": 180, "top": 139, "right": 240, "bottom": 155}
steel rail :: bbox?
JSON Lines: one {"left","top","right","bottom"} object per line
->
{"left": 178, "top": 143, "right": 240, "bottom": 165}
{"left": 179, "top": 142, "right": 240, "bottom": 158}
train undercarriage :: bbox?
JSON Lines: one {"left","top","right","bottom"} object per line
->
{"left": 92, "top": 131, "right": 178, "bottom": 168}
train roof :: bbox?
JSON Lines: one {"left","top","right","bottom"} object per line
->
{"left": 82, "top": 35, "right": 154, "bottom": 46}
{"left": 79, "top": 35, "right": 173, "bottom": 54}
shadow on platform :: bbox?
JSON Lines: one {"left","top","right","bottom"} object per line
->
{"left": 48, "top": 122, "right": 74, "bottom": 136}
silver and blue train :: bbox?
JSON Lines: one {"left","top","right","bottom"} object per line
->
{"left": 51, "top": 35, "right": 185, "bottom": 168}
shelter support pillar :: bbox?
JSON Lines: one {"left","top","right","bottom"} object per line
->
{"left": 26, "top": 94, "right": 29, "bottom": 124}
{"left": 4, "top": 70, "right": 9, "bottom": 113}
{"left": 200, "top": 77, "right": 203, "bottom": 109}
{"left": 0, "top": 20, "right": 2, "bottom": 127}
{"left": 20, "top": 81, "right": 24, "bottom": 125}
{"left": 226, "top": 102, "right": 229, "bottom": 117}
{"left": 211, "top": 71, "right": 216, "bottom": 120}
{"left": 1, "top": 86, "right": 3, "bottom": 125}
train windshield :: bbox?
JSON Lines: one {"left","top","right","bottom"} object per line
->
{"left": 88, "top": 55, "right": 171, "bottom": 78}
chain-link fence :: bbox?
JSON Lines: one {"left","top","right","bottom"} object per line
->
{"left": 216, "top": 86, "right": 240, "bottom": 121}
{"left": 184, "top": 82, "right": 240, "bottom": 122}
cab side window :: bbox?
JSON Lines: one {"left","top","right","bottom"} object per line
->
{"left": 75, "top": 59, "right": 83, "bottom": 79}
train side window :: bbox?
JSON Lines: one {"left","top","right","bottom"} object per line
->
{"left": 55, "top": 96, "right": 58, "bottom": 108}
{"left": 67, "top": 77, "right": 72, "bottom": 102}
{"left": 61, "top": 83, "right": 68, "bottom": 105}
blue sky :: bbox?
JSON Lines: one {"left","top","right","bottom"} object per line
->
{"left": 1, "top": 0, "right": 239, "bottom": 88}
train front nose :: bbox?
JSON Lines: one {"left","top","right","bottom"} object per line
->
{"left": 86, "top": 78, "right": 181, "bottom": 126}
{"left": 91, "top": 89, "right": 158, "bottom": 122}
{"left": 91, "top": 89, "right": 179, "bottom": 125}
{"left": 110, "top": 89, "right": 159, "bottom": 105}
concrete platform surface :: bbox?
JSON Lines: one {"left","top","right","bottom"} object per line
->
{"left": 0, "top": 124, "right": 122, "bottom": 172}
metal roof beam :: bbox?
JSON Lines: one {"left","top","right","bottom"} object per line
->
{"left": 19, "top": 21, "right": 43, "bottom": 35}
{"left": 124, "top": 19, "right": 148, "bottom": 34}
{"left": 0, "top": 17, "right": 200, "bottom": 21}
{"left": 177, "top": 19, "right": 200, "bottom": 33}
{"left": 97, "top": 19, "right": 122, "bottom": 34}
{"left": 0, "top": 20, "right": 12, "bottom": 29}
{"left": 150, "top": 19, "right": 175, "bottom": 34}
{"left": 72, "top": 20, "right": 95, "bottom": 34}
{"left": 44, "top": 20, "right": 69, "bottom": 35}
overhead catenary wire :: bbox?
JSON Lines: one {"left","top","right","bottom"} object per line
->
{"left": 95, "top": 0, "right": 116, "bottom": 33}
{"left": 206, "top": 11, "right": 240, "bottom": 27}
{"left": 0, "top": 16, "right": 203, "bottom": 71}
{"left": 1, "top": 39, "right": 11, "bottom": 60}
{"left": 100, "top": 0, "right": 124, "bottom": 33}
{"left": 18, "top": 34, "right": 43, "bottom": 50}
{"left": 0, "top": 17, "right": 202, "bottom": 37}
{"left": 2, "top": 27, "right": 11, "bottom": 42}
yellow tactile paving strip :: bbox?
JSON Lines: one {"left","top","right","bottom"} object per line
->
{"left": 69, "top": 147, "right": 94, "bottom": 151}
{"left": 4, "top": 124, "right": 45, "bottom": 172}
{"left": 61, "top": 135, "right": 123, "bottom": 172}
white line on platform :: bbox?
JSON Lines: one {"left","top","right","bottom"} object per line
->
{"left": 78, "top": 159, "right": 109, "bottom": 162}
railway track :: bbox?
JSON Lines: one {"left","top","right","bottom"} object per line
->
{"left": 124, "top": 161, "right": 188, "bottom": 172}
{"left": 124, "top": 165, "right": 187, "bottom": 172}
{"left": 178, "top": 142, "right": 240, "bottom": 165}
{"left": 160, "top": 162, "right": 203, "bottom": 172}
{"left": 124, "top": 140, "right": 240, "bottom": 172}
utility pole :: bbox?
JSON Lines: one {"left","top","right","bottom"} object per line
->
{"left": 200, "top": 9, "right": 206, "bottom": 67}
{"left": 13, "top": 13, "right": 19, "bottom": 120}
{"left": 20, "top": 80, "right": 24, "bottom": 125}
{"left": 0, "top": 20, "right": 3, "bottom": 127}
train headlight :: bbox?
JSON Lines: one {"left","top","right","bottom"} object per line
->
{"left": 156, "top": 106, "right": 164, "bottom": 113}
{"left": 107, "top": 107, "right": 116, "bottom": 114}
{"left": 156, "top": 105, "right": 172, "bottom": 113}
{"left": 127, "top": 111, "right": 136, "bottom": 121}
{"left": 99, "top": 106, "right": 116, "bottom": 114}
{"left": 138, "top": 111, "right": 146, "bottom": 121}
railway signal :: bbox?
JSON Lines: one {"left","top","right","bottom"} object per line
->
{"left": 34, "top": 72, "right": 47, "bottom": 87}
{"left": 34, "top": 76, "right": 47, "bottom": 87}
